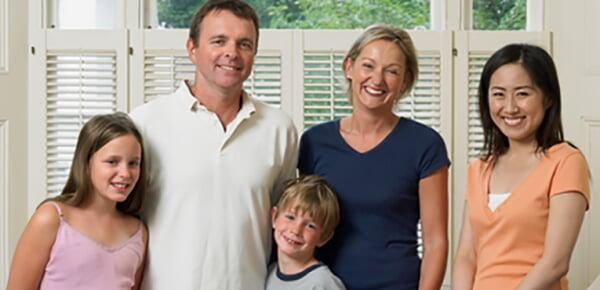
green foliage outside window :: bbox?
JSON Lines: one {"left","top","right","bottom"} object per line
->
{"left": 266, "top": 0, "right": 430, "bottom": 29}
{"left": 472, "top": 0, "right": 526, "bottom": 30}
{"left": 157, "top": 0, "right": 525, "bottom": 30}
{"left": 156, "top": 0, "right": 430, "bottom": 29}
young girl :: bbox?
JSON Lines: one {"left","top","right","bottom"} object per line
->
{"left": 7, "top": 112, "right": 148, "bottom": 290}
{"left": 452, "top": 44, "right": 590, "bottom": 290}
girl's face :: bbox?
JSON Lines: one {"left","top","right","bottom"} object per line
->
{"left": 88, "top": 134, "right": 142, "bottom": 204}
{"left": 488, "top": 63, "right": 546, "bottom": 146}
{"left": 345, "top": 39, "right": 407, "bottom": 112}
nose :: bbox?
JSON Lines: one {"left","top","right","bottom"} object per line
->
{"left": 290, "top": 221, "right": 303, "bottom": 235}
{"left": 224, "top": 42, "right": 238, "bottom": 60}
{"left": 371, "top": 68, "right": 384, "bottom": 85}
{"left": 506, "top": 95, "right": 519, "bottom": 113}
{"left": 117, "top": 164, "right": 132, "bottom": 179}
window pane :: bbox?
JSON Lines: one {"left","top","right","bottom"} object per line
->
{"left": 155, "top": 0, "right": 430, "bottom": 29}
{"left": 54, "top": 0, "right": 117, "bottom": 29}
{"left": 472, "top": 0, "right": 526, "bottom": 30}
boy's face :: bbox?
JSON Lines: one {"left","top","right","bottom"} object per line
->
{"left": 271, "top": 204, "right": 329, "bottom": 262}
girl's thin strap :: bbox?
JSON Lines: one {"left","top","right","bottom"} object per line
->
{"left": 49, "top": 202, "right": 64, "bottom": 217}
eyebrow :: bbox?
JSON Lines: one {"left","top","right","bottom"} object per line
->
{"left": 358, "top": 57, "right": 403, "bottom": 67}
{"left": 209, "top": 34, "right": 254, "bottom": 44}
{"left": 490, "top": 85, "right": 534, "bottom": 90}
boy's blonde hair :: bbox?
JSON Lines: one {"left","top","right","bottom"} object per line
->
{"left": 275, "top": 175, "right": 340, "bottom": 242}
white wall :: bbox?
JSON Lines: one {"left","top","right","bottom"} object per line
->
{"left": 0, "top": 0, "right": 28, "bottom": 287}
{"left": 550, "top": 0, "right": 600, "bottom": 287}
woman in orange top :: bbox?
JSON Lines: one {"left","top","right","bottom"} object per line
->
{"left": 452, "top": 44, "right": 590, "bottom": 290}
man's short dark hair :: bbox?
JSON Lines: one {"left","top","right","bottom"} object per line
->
{"left": 188, "top": 0, "right": 259, "bottom": 52}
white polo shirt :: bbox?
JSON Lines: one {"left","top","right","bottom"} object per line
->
{"left": 131, "top": 81, "right": 298, "bottom": 290}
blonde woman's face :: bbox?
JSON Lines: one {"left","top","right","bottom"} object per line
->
{"left": 345, "top": 39, "right": 407, "bottom": 112}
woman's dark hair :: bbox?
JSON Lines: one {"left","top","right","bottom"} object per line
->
{"left": 45, "top": 112, "right": 147, "bottom": 216}
{"left": 478, "top": 43, "right": 564, "bottom": 159}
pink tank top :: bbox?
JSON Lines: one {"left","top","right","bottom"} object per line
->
{"left": 39, "top": 202, "right": 145, "bottom": 290}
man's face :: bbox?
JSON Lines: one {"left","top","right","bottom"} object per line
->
{"left": 187, "top": 10, "right": 256, "bottom": 93}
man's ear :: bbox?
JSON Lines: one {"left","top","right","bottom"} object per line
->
{"left": 271, "top": 207, "right": 278, "bottom": 227}
{"left": 186, "top": 38, "right": 197, "bottom": 63}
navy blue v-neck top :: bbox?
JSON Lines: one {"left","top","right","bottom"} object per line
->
{"left": 298, "top": 118, "right": 450, "bottom": 290}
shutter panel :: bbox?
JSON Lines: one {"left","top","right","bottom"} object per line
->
{"left": 143, "top": 53, "right": 194, "bottom": 103}
{"left": 46, "top": 52, "right": 118, "bottom": 196}
{"left": 397, "top": 53, "right": 442, "bottom": 132}
{"left": 468, "top": 54, "right": 487, "bottom": 158}
{"left": 244, "top": 51, "right": 282, "bottom": 108}
{"left": 41, "top": 29, "right": 127, "bottom": 197}
{"left": 303, "top": 51, "right": 348, "bottom": 128}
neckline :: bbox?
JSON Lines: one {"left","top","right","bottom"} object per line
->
{"left": 58, "top": 218, "right": 142, "bottom": 252}
{"left": 481, "top": 151, "right": 548, "bottom": 216}
{"left": 276, "top": 263, "right": 324, "bottom": 281}
{"left": 334, "top": 117, "right": 402, "bottom": 155}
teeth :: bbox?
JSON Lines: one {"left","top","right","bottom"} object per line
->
{"left": 364, "top": 87, "right": 384, "bottom": 95}
{"left": 283, "top": 235, "right": 301, "bottom": 246}
{"left": 220, "top": 65, "right": 238, "bottom": 71}
{"left": 503, "top": 117, "right": 523, "bottom": 126}
{"left": 112, "top": 183, "right": 128, "bottom": 189}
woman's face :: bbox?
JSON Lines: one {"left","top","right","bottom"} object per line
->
{"left": 345, "top": 39, "right": 407, "bottom": 112}
{"left": 488, "top": 63, "right": 546, "bottom": 146}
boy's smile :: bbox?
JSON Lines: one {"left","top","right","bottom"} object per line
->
{"left": 272, "top": 205, "right": 326, "bottom": 263}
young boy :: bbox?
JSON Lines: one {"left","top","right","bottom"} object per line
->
{"left": 266, "top": 175, "right": 346, "bottom": 290}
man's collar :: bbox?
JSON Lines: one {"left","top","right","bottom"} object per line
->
{"left": 181, "top": 80, "right": 255, "bottom": 117}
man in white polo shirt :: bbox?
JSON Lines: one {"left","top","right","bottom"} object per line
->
{"left": 130, "top": 1, "right": 298, "bottom": 289}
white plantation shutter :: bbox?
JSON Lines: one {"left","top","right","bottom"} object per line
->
{"left": 143, "top": 53, "right": 194, "bottom": 103}
{"left": 131, "top": 30, "right": 292, "bottom": 109}
{"left": 46, "top": 52, "right": 118, "bottom": 195}
{"left": 302, "top": 51, "right": 348, "bottom": 127}
{"left": 244, "top": 50, "right": 283, "bottom": 107}
{"left": 42, "top": 30, "right": 128, "bottom": 196}
{"left": 396, "top": 53, "right": 442, "bottom": 132}
{"left": 467, "top": 54, "right": 488, "bottom": 158}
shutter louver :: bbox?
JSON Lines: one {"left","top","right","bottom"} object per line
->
{"left": 243, "top": 51, "right": 282, "bottom": 108}
{"left": 143, "top": 51, "right": 282, "bottom": 107}
{"left": 144, "top": 53, "right": 194, "bottom": 103}
{"left": 46, "top": 52, "right": 117, "bottom": 196}
{"left": 468, "top": 54, "right": 488, "bottom": 159}
{"left": 303, "top": 52, "right": 348, "bottom": 128}
{"left": 396, "top": 53, "right": 442, "bottom": 132}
